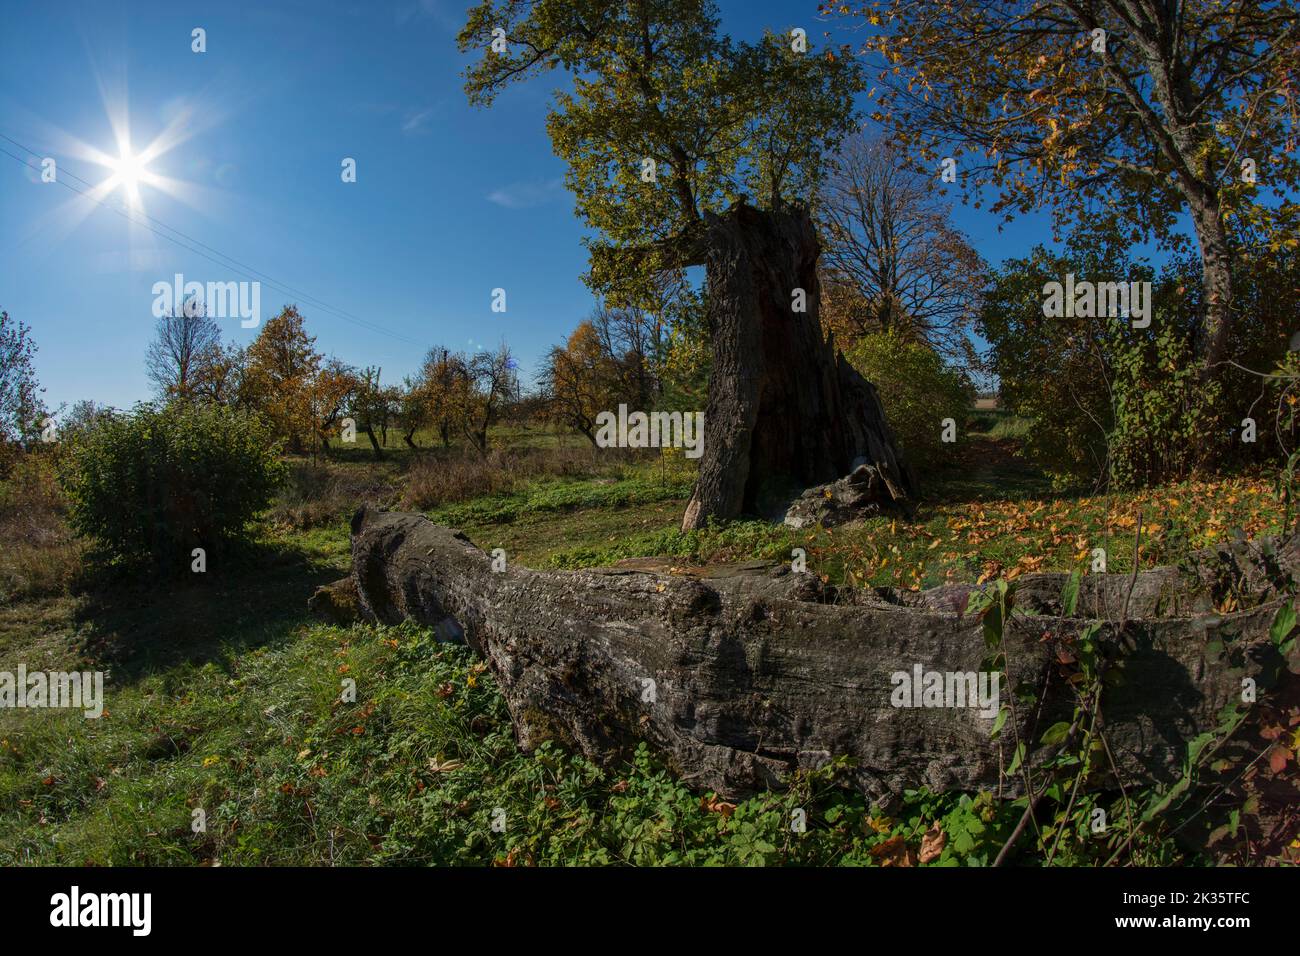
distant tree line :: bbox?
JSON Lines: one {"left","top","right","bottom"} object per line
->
{"left": 142, "top": 301, "right": 522, "bottom": 460}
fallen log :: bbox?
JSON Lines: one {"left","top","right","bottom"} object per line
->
{"left": 338, "top": 505, "right": 1297, "bottom": 800}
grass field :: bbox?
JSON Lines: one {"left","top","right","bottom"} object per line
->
{"left": 0, "top": 415, "right": 1293, "bottom": 865}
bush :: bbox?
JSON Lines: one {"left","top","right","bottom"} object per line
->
{"left": 1106, "top": 318, "right": 1209, "bottom": 489}
{"left": 60, "top": 402, "right": 286, "bottom": 568}
{"left": 981, "top": 242, "right": 1297, "bottom": 489}
{"left": 845, "top": 330, "right": 972, "bottom": 472}
{"left": 0, "top": 450, "right": 81, "bottom": 599}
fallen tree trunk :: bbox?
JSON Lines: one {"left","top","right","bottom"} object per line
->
{"left": 338, "top": 505, "right": 1297, "bottom": 800}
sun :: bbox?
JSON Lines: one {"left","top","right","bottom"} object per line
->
{"left": 112, "top": 148, "right": 144, "bottom": 189}
{"left": 38, "top": 67, "right": 216, "bottom": 233}
{"left": 105, "top": 145, "right": 155, "bottom": 208}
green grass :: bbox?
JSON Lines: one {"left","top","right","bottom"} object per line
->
{"left": 427, "top": 467, "right": 695, "bottom": 527}
{"left": 0, "top": 429, "right": 1286, "bottom": 866}
{"left": 415, "top": 422, "right": 1287, "bottom": 594}
{"left": 526, "top": 467, "right": 1284, "bottom": 598}
{"left": 967, "top": 408, "right": 1034, "bottom": 440}
{"left": 1, "top": 613, "right": 1057, "bottom": 866}
{"left": 316, "top": 422, "right": 589, "bottom": 465}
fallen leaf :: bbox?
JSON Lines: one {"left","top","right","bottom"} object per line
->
{"left": 1268, "top": 744, "right": 1292, "bottom": 774}
{"left": 869, "top": 833, "right": 916, "bottom": 867}
{"left": 701, "top": 794, "right": 737, "bottom": 817}
{"left": 919, "top": 822, "right": 946, "bottom": 863}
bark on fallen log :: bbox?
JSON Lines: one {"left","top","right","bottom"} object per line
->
{"left": 340, "top": 505, "right": 1297, "bottom": 800}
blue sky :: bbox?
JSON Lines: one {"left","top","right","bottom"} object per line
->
{"left": 1, "top": 0, "right": 1054, "bottom": 412}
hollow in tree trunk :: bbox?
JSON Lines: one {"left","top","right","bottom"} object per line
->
{"left": 681, "top": 203, "right": 914, "bottom": 530}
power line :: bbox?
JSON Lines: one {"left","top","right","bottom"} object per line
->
{"left": 0, "top": 134, "right": 425, "bottom": 347}
{"left": 0, "top": 131, "right": 417, "bottom": 344}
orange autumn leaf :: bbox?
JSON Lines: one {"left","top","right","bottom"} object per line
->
{"left": 701, "top": 794, "right": 737, "bottom": 817}
{"left": 1268, "top": 744, "right": 1292, "bottom": 774}
{"left": 870, "top": 833, "right": 916, "bottom": 867}
{"left": 919, "top": 822, "right": 946, "bottom": 864}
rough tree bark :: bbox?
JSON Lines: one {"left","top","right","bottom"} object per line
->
{"left": 324, "top": 506, "right": 1298, "bottom": 801}
{"left": 1187, "top": 187, "right": 1235, "bottom": 377}
{"left": 680, "top": 202, "right": 915, "bottom": 531}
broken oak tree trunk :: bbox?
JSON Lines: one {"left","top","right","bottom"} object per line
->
{"left": 681, "top": 203, "right": 914, "bottom": 531}
{"left": 335, "top": 505, "right": 1297, "bottom": 801}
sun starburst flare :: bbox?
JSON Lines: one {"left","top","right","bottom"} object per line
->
{"left": 104, "top": 143, "right": 159, "bottom": 209}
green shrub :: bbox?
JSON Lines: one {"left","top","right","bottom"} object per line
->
{"left": 980, "top": 242, "right": 1296, "bottom": 489}
{"left": 60, "top": 402, "right": 286, "bottom": 568}
{"left": 845, "top": 330, "right": 972, "bottom": 471}
{"left": 1106, "top": 318, "right": 1210, "bottom": 488}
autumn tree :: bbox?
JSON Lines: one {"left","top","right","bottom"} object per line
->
{"left": 837, "top": 0, "right": 1300, "bottom": 379}
{"left": 0, "top": 310, "right": 45, "bottom": 453}
{"left": 145, "top": 300, "right": 222, "bottom": 401}
{"left": 590, "top": 302, "right": 664, "bottom": 409}
{"left": 239, "top": 305, "right": 322, "bottom": 452}
{"left": 540, "top": 320, "right": 624, "bottom": 445}
{"left": 818, "top": 134, "right": 985, "bottom": 365}
{"left": 461, "top": 343, "right": 519, "bottom": 458}
{"left": 348, "top": 366, "right": 392, "bottom": 460}
{"left": 198, "top": 342, "right": 245, "bottom": 407}
{"left": 312, "top": 358, "right": 360, "bottom": 454}
{"left": 410, "top": 347, "right": 475, "bottom": 449}
{"left": 459, "top": 0, "right": 915, "bottom": 528}
{"left": 818, "top": 267, "right": 875, "bottom": 349}
{"left": 398, "top": 372, "right": 431, "bottom": 450}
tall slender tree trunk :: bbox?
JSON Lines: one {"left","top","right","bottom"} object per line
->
{"left": 1186, "top": 187, "right": 1235, "bottom": 376}
{"left": 681, "top": 203, "right": 914, "bottom": 530}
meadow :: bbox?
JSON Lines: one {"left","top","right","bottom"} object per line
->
{"left": 0, "top": 411, "right": 1293, "bottom": 866}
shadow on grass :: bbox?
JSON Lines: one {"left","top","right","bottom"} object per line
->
{"left": 920, "top": 435, "right": 1069, "bottom": 506}
{"left": 70, "top": 537, "right": 341, "bottom": 685}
